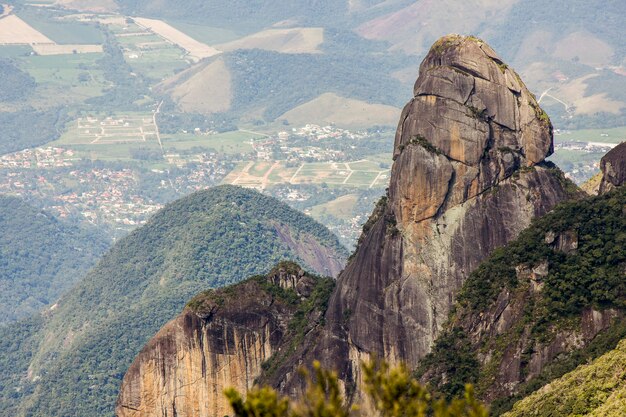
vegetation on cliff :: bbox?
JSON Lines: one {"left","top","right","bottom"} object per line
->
{"left": 419, "top": 187, "right": 626, "bottom": 414}
{"left": 0, "top": 186, "right": 347, "bottom": 417}
{"left": 503, "top": 339, "right": 626, "bottom": 417}
{"left": 459, "top": 187, "right": 626, "bottom": 320}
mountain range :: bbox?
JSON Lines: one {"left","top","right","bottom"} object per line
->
{"left": 0, "top": 186, "right": 347, "bottom": 416}
{"left": 114, "top": 36, "right": 626, "bottom": 416}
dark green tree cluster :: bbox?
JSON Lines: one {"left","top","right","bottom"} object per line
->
{"left": 0, "top": 58, "right": 36, "bottom": 102}
{"left": 0, "top": 185, "right": 347, "bottom": 417}
{"left": 0, "top": 195, "right": 108, "bottom": 323}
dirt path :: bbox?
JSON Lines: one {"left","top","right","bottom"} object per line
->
{"left": 154, "top": 101, "right": 164, "bottom": 154}
{"left": 260, "top": 161, "right": 280, "bottom": 189}
{"left": 232, "top": 161, "right": 254, "bottom": 185}
{"left": 289, "top": 163, "right": 304, "bottom": 184}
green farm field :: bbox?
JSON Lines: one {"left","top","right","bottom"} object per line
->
{"left": 165, "top": 20, "right": 244, "bottom": 44}
{"left": 555, "top": 126, "right": 626, "bottom": 144}
{"left": 161, "top": 131, "right": 261, "bottom": 154}
{"left": 17, "top": 10, "right": 104, "bottom": 44}
{"left": 17, "top": 53, "right": 107, "bottom": 98}
{"left": 0, "top": 45, "right": 34, "bottom": 58}
{"left": 125, "top": 46, "right": 189, "bottom": 80}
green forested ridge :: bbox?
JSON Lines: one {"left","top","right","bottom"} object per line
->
{"left": 224, "top": 48, "right": 408, "bottom": 121}
{"left": 0, "top": 107, "right": 70, "bottom": 154}
{"left": 418, "top": 188, "right": 626, "bottom": 414}
{"left": 459, "top": 188, "right": 626, "bottom": 318}
{"left": 0, "top": 185, "right": 347, "bottom": 417}
{"left": 0, "top": 195, "right": 109, "bottom": 323}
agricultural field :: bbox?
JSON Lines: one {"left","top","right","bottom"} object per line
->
{"left": 0, "top": 15, "right": 53, "bottom": 44}
{"left": 16, "top": 9, "right": 103, "bottom": 44}
{"left": 161, "top": 131, "right": 261, "bottom": 154}
{"left": 222, "top": 159, "right": 390, "bottom": 189}
{"left": 165, "top": 20, "right": 242, "bottom": 45}
{"left": 0, "top": 45, "right": 34, "bottom": 57}
{"left": 17, "top": 52, "right": 108, "bottom": 99}
{"left": 554, "top": 126, "right": 626, "bottom": 144}
{"left": 101, "top": 19, "right": 190, "bottom": 80}
{"left": 132, "top": 17, "right": 221, "bottom": 61}
{"left": 52, "top": 120, "right": 264, "bottom": 162}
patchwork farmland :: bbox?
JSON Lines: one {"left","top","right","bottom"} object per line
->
{"left": 62, "top": 114, "right": 158, "bottom": 145}
{"left": 222, "top": 160, "right": 390, "bottom": 190}
{"left": 0, "top": 11, "right": 102, "bottom": 55}
{"left": 132, "top": 17, "right": 221, "bottom": 61}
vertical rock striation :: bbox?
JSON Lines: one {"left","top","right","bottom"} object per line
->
{"left": 117, "top": 35, "right": 579, "bottom": 415}
{"left": 116, "top": 263, "right": 332, "bottom": 417}
{"left": 274, "top": 34, "right": 574, "bottom": 400}
{"left": 599, "top": 142, "right": 626, "bottom": 194}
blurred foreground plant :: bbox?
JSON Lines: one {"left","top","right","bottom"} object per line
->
{"left": 225, "top": 358, "right": 488, "bottom": 417}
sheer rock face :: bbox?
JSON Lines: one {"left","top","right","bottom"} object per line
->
{"left": 599, "top": 142, "right": 626, "bottom": 194}
{"left": 116, "top": 35, "right": 576, "bottom": 415}
{"left": 116, "top": 266, "right": 318, "bottom": 417}
{"left": 274, "top": 35, "right": 572, "bottom": 399}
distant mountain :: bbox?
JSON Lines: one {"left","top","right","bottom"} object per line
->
{"left": 119, "top": 0, "right": 625, "bottom": 128}
{"left": 0, "top": 194, "right": 108, "bottom": 323}
{"left": 0, "top": 185, "right": 347, "bottom": 417}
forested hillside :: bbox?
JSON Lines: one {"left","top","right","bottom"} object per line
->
{"left": 0, "top": 185, "right": 347, "bottom": 417}
{"left": 0, "top": 195, "right": 108, "bottom": 323}
{"left": 419, "top": 187, "right": 626, "bottom": 414}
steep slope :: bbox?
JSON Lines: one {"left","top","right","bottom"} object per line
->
{"left": 269, "top": 35, "right": 577, "bottom": 401}
{"left": 598, "top": 142, "right": 626, "bottom": 194}
{"left": 277, "top": 92, "right": 401, "bottom": 128}
{"left": 0, "top": 195, "right": 108, "bottom": 323}
{"left": 117, "top": 35, "right": 579, "bottom": 415}
{"left": 1, "top": 185, "right": 347, "bottom": 417}
{"left": 155, "top": 57, "right": 232, "bottom": 115}
{"left": 418, "top": 187, "right": 626, "bottom": 414}
{"left": 117, "top": 262, "right": 334, "bottom": 417}
{"left": 504, "top": 332, "right": 626, "bottom": 416}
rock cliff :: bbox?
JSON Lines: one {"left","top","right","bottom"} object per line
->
{"left": 599, "top": 142, "right": 626, "bottom": 194}
{"left": 117, "top": 35, "right": 579, "bottom": 415}
{"left": 417, "top": 187, "right": 626, "bottom": 414}
{"left": 271, "top": 35, "right": 575, "bottom": 401}
{"left": 116, "top": 262, "right": 334, "bottom": 417}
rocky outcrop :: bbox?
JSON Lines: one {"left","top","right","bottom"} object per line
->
{"left": 117, "top": 35, "right": 579, "bottom": 414}
{"left": 271, "top": 35, "right": 573, "bottom": 398}
{"left": 116, "top": 263, "right": 333, "bottom": 417}
{"left": 418, "top": 188, "right": 626, "bottom": 413}
{"left": 599, "top": 142, "right": 626, "bottom": 194}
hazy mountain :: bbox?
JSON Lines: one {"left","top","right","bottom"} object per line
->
{"left": 115, "top": 0, "right": 625, "bottom": 128}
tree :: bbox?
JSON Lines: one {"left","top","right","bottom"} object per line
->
{"left": 224, "top": 359, "right": 488, "bottom": 417}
